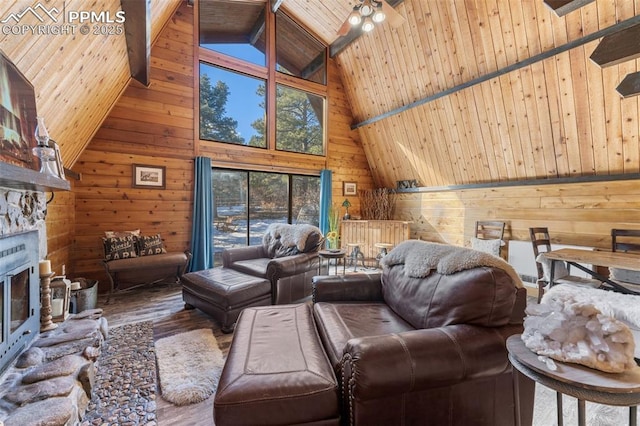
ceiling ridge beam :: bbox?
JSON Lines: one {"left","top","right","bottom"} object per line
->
{"left": 351, "top": 13, "right": 640, "bottom": 130}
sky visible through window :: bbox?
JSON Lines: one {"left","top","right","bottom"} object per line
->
{"left": 201, "top": 44, "right": 266, "bottom": 143}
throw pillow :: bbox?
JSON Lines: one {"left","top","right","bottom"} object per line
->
{"left": 470, "top": 237, "right": 501, "bottom": 257}
{"left": 535, "top": 253, "right": 569, "bottom": 281}
{"left": 104, "top": 229, "right": 141, "bottom": 238}
{"left": 137, "top": 234, "right": 167, "bottom": 256}
{"left": 103, "top": 236, "right": 138, "bottom": 261}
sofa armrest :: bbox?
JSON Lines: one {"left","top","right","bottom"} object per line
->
{"left": 222, "top": 245, "right": 267, "bottom": 266}
{"left": 312, "top": 273, "right": 383, "bottom": 303}
{"left": 266, "top": 252, "right": 318, "bottom": 281}
{"left": 342, "top": 324, "right": 519, "bottom": 401}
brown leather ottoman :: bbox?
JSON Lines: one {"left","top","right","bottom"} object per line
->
{"left": 214, "top": 304, "right": 340, "bottom": 425}
{"left": 181, "top": 267, "right": 271, "bottom": 333}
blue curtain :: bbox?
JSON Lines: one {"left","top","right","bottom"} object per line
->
{"left": 319, "top": 169, "right": 332, "bottom": 236}
{"left": 189, "top": 157, "right": 214, "bottom": 272}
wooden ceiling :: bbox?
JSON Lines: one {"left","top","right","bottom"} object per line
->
{"left": 282, "top": 0, "right": 640, "bottom": 188}
{"left": 2, "top": 0, "right": 640, "bottom": 191}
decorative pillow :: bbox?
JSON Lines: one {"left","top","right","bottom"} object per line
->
{"left": 104, "top": 229, "right": 141, "bottom": 238}
{"left": 137, "top": 234, "right": 167, "bottom": 256}
{"left": 471, "top": 237, "right": 501, "bottom": 257}
{"left": 103, "top": 236, "right": 138, "bottom": 261}
{"left": 535, "top": 253, "right": 569, "bottom": 281}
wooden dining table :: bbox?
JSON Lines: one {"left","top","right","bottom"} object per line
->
{"left": 543, "top": 248, "right": 640, "bottom": 295}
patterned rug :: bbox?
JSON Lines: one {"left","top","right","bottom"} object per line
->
{"left": 81, "top": 321, "right": 157, "bottom": 425}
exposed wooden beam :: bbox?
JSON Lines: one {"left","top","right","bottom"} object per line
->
{"left": 249, "top": 8, "right": 266, "bottom": 46}
{"left": 590, "top": 23, "right": 640, "bottom": 67}
{"left": 271, "top": 0, "right": 284, "bottom": 13}
{"left": 121, "top": 0, "right": 150, "bottom": 87}
{"left": 617, "top": 72, "right": 640, "bottom": 98}
{"left": 352, "top": 13, "right": 640, "bottom": 130}
{"left": 330, "top": 0, "right": 405, "bottom": 58}
{"left": 543, "top": 0, "right": 595, "bottom": 17}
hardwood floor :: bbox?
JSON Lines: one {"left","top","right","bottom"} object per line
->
{"left": 98, "top": 281, "right": 232, "bottom": 426}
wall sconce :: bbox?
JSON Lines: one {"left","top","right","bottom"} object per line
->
{"left": 50, "top": 276, "right": 70, "bottom": 322}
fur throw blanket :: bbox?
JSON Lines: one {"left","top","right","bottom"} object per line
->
{"left": 262, "top": 223, "right": 322, "bottom": 255}
{"left": 381, "top": 240, "right": 523, "bottom": 288}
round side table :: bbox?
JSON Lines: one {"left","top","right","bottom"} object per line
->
{"left": 507, "top": 334, "right": 640, "bottom": 426}
{"left": 318, "top": 250, "right": 346, "bottom": 275}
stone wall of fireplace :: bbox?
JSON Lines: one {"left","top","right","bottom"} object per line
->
{"left": 0, "top": 187, "right": 48, "bottom": 259}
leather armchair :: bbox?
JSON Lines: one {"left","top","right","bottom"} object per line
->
{"left": 313, "top": 262, "right": 535, "bottom": 425}
{"left": 223, "top": 223, "right": 322, "bottom": 304}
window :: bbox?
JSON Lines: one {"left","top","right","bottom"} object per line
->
{"left": 199, "top": 1, "right": 266, "bottom": 66}
{"left": 212, "top": 169, "right": 320, "bottom": 265}
{"left": 276, "top": 84, "right": 324, "bottom": 155}
{"left": 275, "top": 11, "right": 326, "bottom": 85}
{"left": 199, "top": 63, "right": 266, "bottom": 147}
{"left": 198, "top": 1, "right": 327, "bottom": 155}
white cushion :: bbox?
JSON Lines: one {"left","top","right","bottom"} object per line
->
{"left": 535, "top": 253, "right": 569, "bottom": 281}
{"left": 610, "top": 267, "right": 640, "bottom": 286}
{"left": 471, "top": 237, "right": 501, "bottom": 257}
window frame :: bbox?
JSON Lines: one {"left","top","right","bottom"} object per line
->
{"left": 196, "top": 2, "right": 328, "bottom": 156}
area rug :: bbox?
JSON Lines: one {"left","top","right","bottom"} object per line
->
{"left": 155, "top": 328, "right": 225, "bottom": 406}
{"left": 81, "top": 321, "right": 156, "bottom": 425}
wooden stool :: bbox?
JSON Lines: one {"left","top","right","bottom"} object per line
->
{"left": 374, "top": 243, "right": 394, "bottom": 268}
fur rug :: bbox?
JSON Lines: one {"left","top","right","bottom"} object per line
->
{"left": 381, "top": 240, "right": 523, "bottom": 287}
{"left": 155, "top": 329, "right": 225, "bottom": 406}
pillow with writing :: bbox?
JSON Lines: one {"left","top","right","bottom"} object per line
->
{"left": 103, "top": 236, "right": 138, "bottom": 261}
{"left": 137, "top": 234, "right": 167, "bottom": 256}
{"left": 104, "top": 229, "right": 141, "bottom": 238}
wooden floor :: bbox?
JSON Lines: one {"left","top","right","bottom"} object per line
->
{"left": 98, "top": 281, "right": 232, "bottom": 426}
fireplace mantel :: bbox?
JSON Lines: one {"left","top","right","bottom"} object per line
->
{"left": 0, "top": 161, "right": 70, "bottom": 192}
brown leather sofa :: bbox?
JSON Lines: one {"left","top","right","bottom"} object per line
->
{"left": 311, "top": 244, "right": 535, "bottom": 425}
{"left": 222, "top": 223, "right": 323, "bottom": 304}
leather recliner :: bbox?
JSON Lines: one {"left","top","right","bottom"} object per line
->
{"left": 312, "top": 254, "right": 535, "bottom": 425}
{"left": 222, "top": 223, "right": 323, "bottom": 304}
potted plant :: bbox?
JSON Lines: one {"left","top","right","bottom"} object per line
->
{"left": 342, "top": 198, "right": 352, "bottom": 220}
{"left": 326, "top": 204, "right": 340, "bottom": 249}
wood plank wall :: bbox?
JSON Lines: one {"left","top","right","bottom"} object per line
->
{"left": 395, "top": 179, "right": 640, "bottom": 257}
{"left": 71, "top": 2, "right": 375, "bottom": 290}
{"left": 72, "top": 3, "right": 196, "bottom": 291}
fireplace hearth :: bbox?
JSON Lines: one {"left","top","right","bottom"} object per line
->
{"left": 0, "top": 230, "right": 40, "bottom": 375}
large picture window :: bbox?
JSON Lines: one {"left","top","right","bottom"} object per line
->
{"left": 199, "top": 63, "right": 266, "bottom": 147}
{"left": 212, "top": 169, "right": 320, "bottom": 265}
{"left": 198, "top": 1, "right": 327, "bottom": 155}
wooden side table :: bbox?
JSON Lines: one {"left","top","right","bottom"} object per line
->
{"left": 507, "top": 334, "right": 640, "bottom": 426}
{"left": 318, "top": 250, "right": 346, "bottom": 275}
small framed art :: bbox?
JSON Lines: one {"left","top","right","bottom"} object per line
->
{"left": 132, "top": 164, "right": 166, "bottom": 189}
{"left": 343, "top": 181, "right": 357, "bottom": 196}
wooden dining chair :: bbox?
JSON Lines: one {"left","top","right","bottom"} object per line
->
{"left": 529, "top": 227, "right": 601, "bottom": 303}
{"left": 529, "top": 227, "right": 552, "bottom": 302}
{"left": 611, "top": 229, "right": 640, "bottom": 253}
{"left": 475, "top": 221, "right": 506, "bottom": 241}
{"left": 472, "top": 221, "right": 506, "bottom": 257}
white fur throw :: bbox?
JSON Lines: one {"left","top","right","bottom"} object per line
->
{"left": 381, "top": 240, "right": 523, "bottom": 288}
{"left": 523, "top": 285, "right": 637, "bottom": 372}
{"left": 262, "top": 223, "right": 320, "bottom": 252}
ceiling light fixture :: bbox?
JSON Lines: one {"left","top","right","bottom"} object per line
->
{"left": 349, "top": 0, "right": 385, "bottom": 31}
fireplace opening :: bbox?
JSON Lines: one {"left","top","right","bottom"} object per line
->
{"left": 0, "top": 231, "right": 39, "bottom": 376}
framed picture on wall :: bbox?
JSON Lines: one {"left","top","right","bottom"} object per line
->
{"left": 343, "top": 181, "right": 357, "bottom": 196}
{"left": 132, "top": 164, "right": 166, "bottom": 189}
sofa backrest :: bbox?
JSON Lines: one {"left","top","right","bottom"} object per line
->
{"left": 381, "top": 263, "right": 519, "bottom": 329}
{"left": 262, "top": 223, "right": 323, "bottom": 258}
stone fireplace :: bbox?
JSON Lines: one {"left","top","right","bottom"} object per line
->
{"left": 0, "top": 188, "right": 48, "bottom": 375}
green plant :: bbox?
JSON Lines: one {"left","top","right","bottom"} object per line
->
{"left": 326, "top": 203, "right": 340, "bottom": 249}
